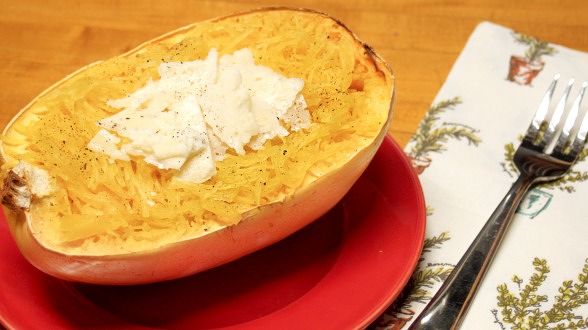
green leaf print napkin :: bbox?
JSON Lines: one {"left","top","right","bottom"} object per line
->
{"left": 374, "top": 22, "right": 588, "bottom": 329}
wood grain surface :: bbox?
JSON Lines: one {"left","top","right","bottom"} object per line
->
{"left": 2, "top": 0, "right": 588, "bottom": 146}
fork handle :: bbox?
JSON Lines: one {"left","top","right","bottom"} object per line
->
{"left": 408, "top": 175, "right": 534, "bottom": 330}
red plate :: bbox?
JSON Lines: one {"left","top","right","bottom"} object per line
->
{"left": 0, "top": 137, "right": 425, "bottom": 330}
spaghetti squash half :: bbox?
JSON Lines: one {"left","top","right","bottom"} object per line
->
{"left": 0, "top": 8, "right": 394, "bottom": 284}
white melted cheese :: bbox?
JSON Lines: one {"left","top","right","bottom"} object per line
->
{"left": 88, "top": 48, "right": 310, "bottom": 183}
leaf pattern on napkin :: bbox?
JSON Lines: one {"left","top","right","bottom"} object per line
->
{"left": 406, "top": 97, "right": 481, "bottom": 174}
{"left": 491, "top": 258, "right": 588, "bottom": 329}
{"left": 507, "top": 32, "right": 557, "bottom": 86}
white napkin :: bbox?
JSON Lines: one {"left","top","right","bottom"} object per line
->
{"left": 374, "top": 22, "right": 588, "bottom": 329}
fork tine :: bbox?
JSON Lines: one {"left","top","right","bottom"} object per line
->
{"left": 568, "top": 102, "right": 588, "bottom": 159}
{"left": 523, "top": 74, "right": 559, "bottom": 146}
{"left": 554, "top": 82, "right": 588, "bottom": 155}
{"left": 541, "top": 78, "right": 575, "bottom": 153}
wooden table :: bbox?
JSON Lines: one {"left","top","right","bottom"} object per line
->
{"left": 3, "top": 1, "right": 588, "bottom": 146}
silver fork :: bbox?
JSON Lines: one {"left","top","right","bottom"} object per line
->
{"left": 409, "top": 74, "right": 588, "bottom": 330}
